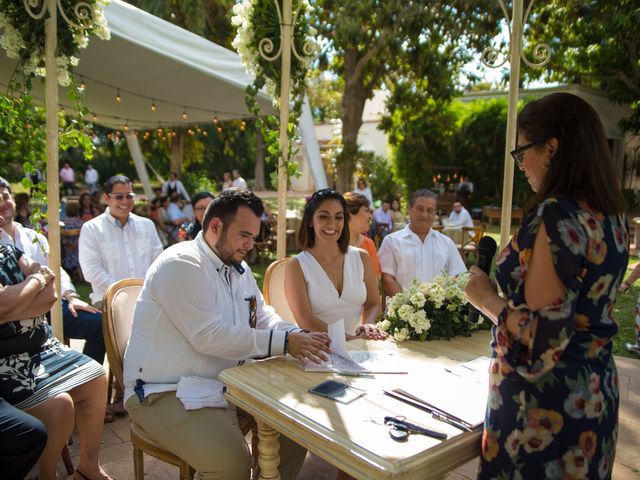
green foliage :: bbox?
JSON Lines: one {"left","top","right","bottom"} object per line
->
{"left": 311, "top": 0, "right": 503, "bottom": 191}
{"left": 380, "top": 95, "right": 458, "bottom": 198}
{"left": 181, "top": 171, "right": 219, "bottom": 196}
{"left": 353, "top": 151, "right": 402, "bottom": 204}
{"left": 526, "top": 0, "right": 640, "bottom": 134}
{"left": 306, "top": 71, "right": 343, "bottom": 122}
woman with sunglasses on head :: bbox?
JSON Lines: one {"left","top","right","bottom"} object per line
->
{"left": 285, "top": 189, "right": 386, "bottom": 341}
{"left": 464, "top": 93, "right": 628, "bottom": 479}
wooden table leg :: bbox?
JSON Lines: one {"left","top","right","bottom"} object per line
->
{"left": 257, "top": 421, "right": 281, "bottom": 480}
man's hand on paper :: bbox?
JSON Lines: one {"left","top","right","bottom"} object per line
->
{"left": 288, "top": 331, "right": 331, "bottom": 364}
{"left": 352, "top": 323, "right": 388, "bottom": 341}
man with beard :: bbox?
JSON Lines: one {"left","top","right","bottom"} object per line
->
{"left": 123, "top": 188, "right": 331, "bottom": 480}
{"left": 379, "top": 189, "right": 467, "bottom": 297}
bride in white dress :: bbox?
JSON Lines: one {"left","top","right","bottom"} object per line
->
{"left": 285, "top": 189, "right": 386, "bottom": 340}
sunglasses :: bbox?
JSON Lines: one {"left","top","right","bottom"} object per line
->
{"left": 107, "top": 193, "right": 135, "bottom": 201}
{"left": 245, "top": 295, "right": 257, "bottom": 328}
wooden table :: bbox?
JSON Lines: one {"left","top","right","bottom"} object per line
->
{"left": 220, "top": 330, "right": 492, "bottom": 480}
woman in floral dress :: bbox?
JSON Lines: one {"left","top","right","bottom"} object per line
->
{"left": 464, "top": 93, "right": 628, "bottom": 479}
{"left": 0, "top": 244, "right": 112, "bottom": 480}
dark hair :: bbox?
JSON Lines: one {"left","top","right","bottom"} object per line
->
{"left": 357, "top": 177, "right": 367, "bottom": 187}
{"left": 104, "top": 175, "right": 131, "bottom": 194}
{"left": 343, "top": 191, "right": 370, "bottom": 216}
{"left": 298, "top": 189, "right": 350, "bottom": 253}
{"left": 202, "top": 188, "right": 263, "bottom": 233}
{"left": 410, "top": 189, "right": 438, "bottom": 207}
{"left": 518, "top": 92, "right": 626, "bottom": 214}
{"left": 0, "top": 176, "right": 11, "bottom": 192}
{"left": 191, "top": 191, "right": 215, "bottom": 209}
{"left": 66, "top": 200, "right": 80, "bottom": 217}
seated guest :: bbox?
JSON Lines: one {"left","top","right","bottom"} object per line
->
{"left": 165, "top": 193, "right": 190, "bottom": 243}
{"left": 186, "top": 191, "right": 215, "bottom": 240}
{"left": 447, "top": 201, "right": 474, "bottom": 228}
{"left": 371, "top": 200, "right": 393, "bottom": 241}
{"left": 390, "top": 199, "right": 406, "bottom": 231}
{"left": 0, "top": 178, "right": 106, "bottom": 367}
{"left": 379, "top": 189, "right": 467, "bottom": 297}
{"left": 285, "top": 189, "right": 386, "bottom": 339}
{"left": 62, "top": 201, "right": 84, "bottom": 280}
{"left": 0, "top": 278, "right": 48, "bottom": 479}
{"left": 162, "top": 171, "right": 190, "bottom": 202}
{"left": 343, "top": 192, "right": 381, "bottom": 279}
{"left": 13, "top": 192, "right": 32, "bottom": 228}
{"left": 0, "top": 244, "right": 111, "bottom": 480}
{"left": 123, "top": 188, "right": 330, "bottom": 480}
{"left": 90, "top": 190, "right": 104, "bottom": 215}
{"left": 79, "top": 192, "right": 97, "bottom": 222}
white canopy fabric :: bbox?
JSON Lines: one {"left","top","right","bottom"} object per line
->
{"left": 0, "top": 0, "right": 276, "bottom": 128}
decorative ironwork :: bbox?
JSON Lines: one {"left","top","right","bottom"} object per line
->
{"left": 257, "top": 0, "right": 316, "bottom": 63}
{"left": 480, "top": 0, "right": 550, "bottom": 70}
{"left": 23, "top": 0, "right": 95, "bottom": 30}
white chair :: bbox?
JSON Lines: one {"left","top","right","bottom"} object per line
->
{"left": 262, "top": 257, "right": 297, "bottom": 325}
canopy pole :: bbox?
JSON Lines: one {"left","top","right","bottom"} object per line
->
{"left": 498, "top": 0, "right": 523, "bottom": 250}
{"left": 276, "top": 0, "right": 292, "bottom": 260}
{"left": 44, "top": 0, "right": 63, "bottom": 340}
{"left": 125, "top": 132, "right": 154, "bottom": 199}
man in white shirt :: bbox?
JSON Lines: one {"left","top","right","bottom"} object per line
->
{"left": 231, "top": 169, "right": 248, "bottom": 189}
{"left": 447, "top": 202, "right": 474, "bottom": 228}
{"left": 0, "top": 177, "right": 105, "bottom": 364}
{"left": 79, "top": 175, "right": 163, "bottom": 307}
{"left": 84, "top": 163, "right": 99, "bottom": 193}
{"left": 379, "top": 189, "right": 467, "bottom": 297}
{"left": 123, "top": 188, "right": 330, "bottom": 480}
{"left": 162, "top": 171, "right": 191, "bottom": 202}
{"left": 372, "top": 200, "right": 393, "bottom": 240}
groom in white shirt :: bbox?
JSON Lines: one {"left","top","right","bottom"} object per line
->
{"left": 123, "top": 188, "right": 330, "bottom": 480}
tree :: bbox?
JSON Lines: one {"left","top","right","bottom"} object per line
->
{"left": 526, "top": 0, "right": 640, "bottom": 133}
{"left": 312, "top": 0, "right": 502, "bottom": 192}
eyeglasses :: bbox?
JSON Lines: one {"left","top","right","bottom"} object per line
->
{"left": 245, "top": 295, "right": 257, "bottom": 328}
{"left": 107, "top": 193, "right": 135, "bottom": 201}
{"left": 510, "top": 138, "right": 549, "bottom": 168}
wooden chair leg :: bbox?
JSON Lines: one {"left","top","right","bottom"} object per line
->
{"left": 133, "top": 446, "right": 144, "bottom": 480}
{"left": 61, "top": 444, "right": 75, "bottom": 474}
{"left": 251, "top": 424, "right": 259, "bottom": 476}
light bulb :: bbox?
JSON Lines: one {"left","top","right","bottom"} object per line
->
{"left": 116, "top": 89, "right": 121, "bottom": 102}
{"left": 151, "top": 99, "right": 157, "bottom": 112}
{"left": 182, "top": 109, "right": 188, "bottom": 120}
{"left": 92, "top": 112, "right": 97, "bottom": 122}
{"left": 212, "top": 116, "right": 219, "bottom": 124}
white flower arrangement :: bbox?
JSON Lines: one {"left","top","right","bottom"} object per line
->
{"left": 0, "top": 0, "right": 111, "bottom": 86}
{"left": 377, "top": 273, "right": 476, "bottom": 342}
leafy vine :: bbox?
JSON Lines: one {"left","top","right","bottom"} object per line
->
{"left": 231, "top": 0, "right": 315, "bottom": 187}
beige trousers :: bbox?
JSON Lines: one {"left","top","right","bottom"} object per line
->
{"left": 126, "top": 392, "right": 306, "bottom": 480}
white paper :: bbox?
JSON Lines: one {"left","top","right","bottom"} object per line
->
{"left": 328, "top": 319, "right": 350, "bottom": 359}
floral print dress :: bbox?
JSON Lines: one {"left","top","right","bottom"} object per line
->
{"left": 0, "top": 244, "right": 104, "bottom": 409}
{"left": 481, "top": 197, "right": 628, "bottom": 480}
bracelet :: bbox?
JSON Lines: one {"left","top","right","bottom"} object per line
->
{"left": 27, "top": 273, "right": 46, "bottom": 291}
{"left": 64, "top": 291, "right": 80, "bottom": 301}
{"left": 283, "top": 331, "right": 289, "bottom": 355}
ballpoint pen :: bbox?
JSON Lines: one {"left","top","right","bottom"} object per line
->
{"left": 382, "top": 390, "right": 472, "bottom": 432}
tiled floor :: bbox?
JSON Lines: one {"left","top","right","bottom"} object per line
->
{"left": 47, "top": 354, "right": 639, "bottom": 479}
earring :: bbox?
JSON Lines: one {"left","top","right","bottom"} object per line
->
{"left": 544, "top": 156, "right": 551, "bottom": 169}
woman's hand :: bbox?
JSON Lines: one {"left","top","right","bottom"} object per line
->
{"left": 619, "top": 281, "right": 631, "bottom": 294}
{"left": 287, "top": 331, "right": 331, "bottom": 364}
{"left": 352, "top": 324, "right": 388, "bottom": 340}
{"left": 464, "top": 266, "right": 498, "bottom": 312}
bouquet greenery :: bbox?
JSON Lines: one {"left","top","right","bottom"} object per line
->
{"left": 377, "top": 273, "right": 479, "bottom": 342}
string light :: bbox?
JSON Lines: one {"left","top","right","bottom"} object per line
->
{"left": 212, "top": 116, "right": 219, "bottom": 124}
{"left": 202, "top": 130, "right": 208, "bottom": 137}
{"left": 217, "top": 126, "right": 223, "bottom": 133}
{"left": 115, "top": 89, "right": 122, "bottom": 102}
{"left": 124, "top": 122, "right": 129, "bottom": 132}
{"left": 92, "top": 112, "right": 97, "bottom": 122}
{"left": 60, "top": 106, "right": 66, "bottom": 114}
{"left": 79, "top": 76, "right": 86, "bottom": 90}
{"left": 182, "top": 108, "right": 188, "bottom": 120}
{"left": 151, "top": 98, "right": 157, "bottom": 112}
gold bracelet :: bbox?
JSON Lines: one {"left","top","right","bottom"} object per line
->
{"left": 27, "top": 273, "right": 46, "bottom": 291}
